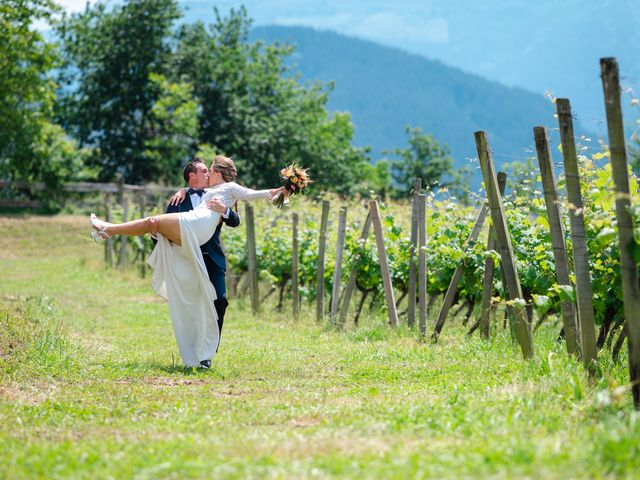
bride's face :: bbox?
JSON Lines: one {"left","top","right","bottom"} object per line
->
{"left": 208, "top": 166, "right": 222, "bottom": 186}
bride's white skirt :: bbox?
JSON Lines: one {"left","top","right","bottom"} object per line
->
{"left": 147, "top": 215, "right": 220, "bottom": 367}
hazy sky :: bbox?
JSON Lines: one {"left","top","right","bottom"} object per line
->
{"left": 52, "top": 0, "right": 452, "bottom": 51}
{"left": 49, "top": 0, "right": 640, "bottom": 129}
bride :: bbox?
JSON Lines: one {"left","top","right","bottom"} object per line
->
{"left": 90, "top": 155, "right": 285, "bottom": 367}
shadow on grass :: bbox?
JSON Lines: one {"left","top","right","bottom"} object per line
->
{"left": 100, "top": 358, "right": 224, "bottom": 378}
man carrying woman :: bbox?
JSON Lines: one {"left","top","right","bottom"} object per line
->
{"left": 90, "top": 155, "right": 285, "bottom": 367}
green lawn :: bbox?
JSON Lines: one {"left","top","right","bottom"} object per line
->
{"left": 1, "top": 214, "right": 638, "bottom": 479}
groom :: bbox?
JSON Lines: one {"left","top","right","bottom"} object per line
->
{"left": 159, "top": 158, "right": 239, "bottom": 369}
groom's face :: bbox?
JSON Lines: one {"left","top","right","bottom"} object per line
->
{"left": 190, "top": 163, "right": 209, "bottom": 189}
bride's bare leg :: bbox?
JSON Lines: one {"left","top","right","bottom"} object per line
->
{"left": 156, "top": 215, "right": 182, "bottom": 245}
{"left": 99, "top": 213, "right": 183, "bottom": 245}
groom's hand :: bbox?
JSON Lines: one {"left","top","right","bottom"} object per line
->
{"left": 168, "top": 188, "right": 187, "bottom": 206}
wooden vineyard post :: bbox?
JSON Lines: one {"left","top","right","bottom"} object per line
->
{"left": 138, "top": 193, "right": 146, "bottom": 278}
{"left": 418, "top": 194, "right": 427, "bottom": 336}
{"left": 479, "top": 172, "right": 507, "bottom": 340}
{"left": 104, "top": 192, "right": 114, "bottom": 267}
{"left": 475, "top": 131, "right": 534, "bottom": 358}
{"left": 533, "top": 126, "right": 579, "bottom": 356}
{"left": 408, "top": 178, "right": 422, "bottom": 328}
{"left": 556, "top": 98, "right": 597, "bottom": 370}
{"left": 338, "top": 211, "right": 372, "bottom": 326}
{"left": 245, "top": 204, "right": 259, "bottom": 314}
{"left": 432, "top": 200, "right": 490, "bottom": 340}
{"left": 222, "top": 234, "right": 235, "bottom": 299}
{"left": 369, "top": 200, "right": 398, "bottom": 327}
{"left": 601, "top": 57, "right": 640, "bottom": 406}
{"left": 330, "top": 207, "right": 348, "bottom": 323}
{"left": 316, "top": 201, "right": 330, "bottom": 321}
{"left": 292, "top": 212, "right": 300, "bottom": 320}
{"left": 479, "top": 233, "right": 496, "bottom": 339}
{"left": 117, "top": 194, "right": 129, "bottom": 268}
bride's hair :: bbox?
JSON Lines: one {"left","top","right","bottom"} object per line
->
{"left": 213, "top": 155, "right": 237, "bottom": 182}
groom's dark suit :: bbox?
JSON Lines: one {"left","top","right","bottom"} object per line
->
{"left": 165, "top": 193, "right": 239, "bottom": 349}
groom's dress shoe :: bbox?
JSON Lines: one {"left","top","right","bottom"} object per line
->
{"left": 199, "top": 360, "right": 211, "bottom": 369}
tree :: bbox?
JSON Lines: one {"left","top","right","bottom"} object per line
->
{"left": 0, "top": 0, "right": 60, "bottom": 180}
{"left": 360, "top": 160, "right": 393, "bottom": 199}
{"left": 56, "top": 2, "right": 371, "bottom": 194}
{"left": 385, "top": 126, "right": 453, "bottom": 197}
{"left": 171, "top": 7, "right": 370, "bottom": 194}
{"left": 142, "top": 73, "right": 199, "bottom": 185}
{"left": 32, "top": 122, "right": 96, "bottom": 205}
{"left": 56, "top": 0, "right": 182, "bottom": 183}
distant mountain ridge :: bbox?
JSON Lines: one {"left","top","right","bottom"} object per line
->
{"left": 250, "top": 25, "right": 590, "bottom": 180}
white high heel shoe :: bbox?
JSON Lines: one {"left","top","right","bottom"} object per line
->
{"left": 90, "top": 213, "right": 111, "bottom": 242}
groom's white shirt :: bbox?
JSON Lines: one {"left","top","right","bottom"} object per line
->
{"left": 190, "top": 191, "right": 203, "bottom": 208}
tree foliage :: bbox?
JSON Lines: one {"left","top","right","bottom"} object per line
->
{"left": 142, "top": 73, "right": 199, "bottom": 185}
{"left": 55, "top": 0, "right": 181, "bottom": 183}
{"left": 2, "top": 0, "right": 451, "bottom": 198}
{"left": 53, "top": 2, "right": 372, "bottom": 193}
{"left": 385, "top": 126, "right": 454, "bottom": 197}
{"left": 361, "top": 160, "right": 393, "bottom": 199}
{"left": 171, "top": 7, "right": 370, "bottom": 194}
{"left": 0, "top": 0, "right": 60, "bottom": 180}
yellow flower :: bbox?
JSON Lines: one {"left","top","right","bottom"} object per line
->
{"left": 291, "top": 176, "right": 299, "bottom": 184}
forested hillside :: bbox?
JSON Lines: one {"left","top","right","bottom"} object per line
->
{"left": 251, "top": 26, "right": 592, "bottom": 178}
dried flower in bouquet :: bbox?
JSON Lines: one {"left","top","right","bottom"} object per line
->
{"left": 272, "top": 163, "right": 312, "bottom": 209}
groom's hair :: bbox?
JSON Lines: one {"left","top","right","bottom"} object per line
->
{"left": 183, "top": 158, "right": 206, "bottom": 183}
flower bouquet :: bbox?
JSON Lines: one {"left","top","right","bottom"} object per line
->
{"left": 273, "top": 163, "right": 312, "bottom": 209}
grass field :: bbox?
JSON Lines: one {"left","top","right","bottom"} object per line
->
{"left": 1, "top": 214, "right": 639, "bottom": 479}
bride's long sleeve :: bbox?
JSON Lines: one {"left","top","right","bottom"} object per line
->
{"left": 229, "top": 182, "right": 274, "bottom": 202}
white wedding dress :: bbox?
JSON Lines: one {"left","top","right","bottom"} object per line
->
{"left": 147, "top": 182, "right": 273, "bottom": 367}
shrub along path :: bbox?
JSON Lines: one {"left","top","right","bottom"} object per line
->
{"left": 0, "top": 215, "right": 638, "bottom": 478}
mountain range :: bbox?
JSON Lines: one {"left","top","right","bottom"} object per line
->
{"left": 184, "top": 0, "right": 639, "bottom": 126}
{"left": 250, "top": 25, "right": 588, "bottom": 179}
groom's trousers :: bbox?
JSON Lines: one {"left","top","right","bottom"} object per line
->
{"left": 203, "top": 253, "right": 229, "bottom": 352}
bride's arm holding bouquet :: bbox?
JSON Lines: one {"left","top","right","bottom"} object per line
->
{"left": 167, "top": 163, "right": 310, "bottom": 210}
{"left": 167, "top": 183, "right": 286, "bottom": 208}
{"left": 272, "top": 163, "right": 312, "bottom": 209}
